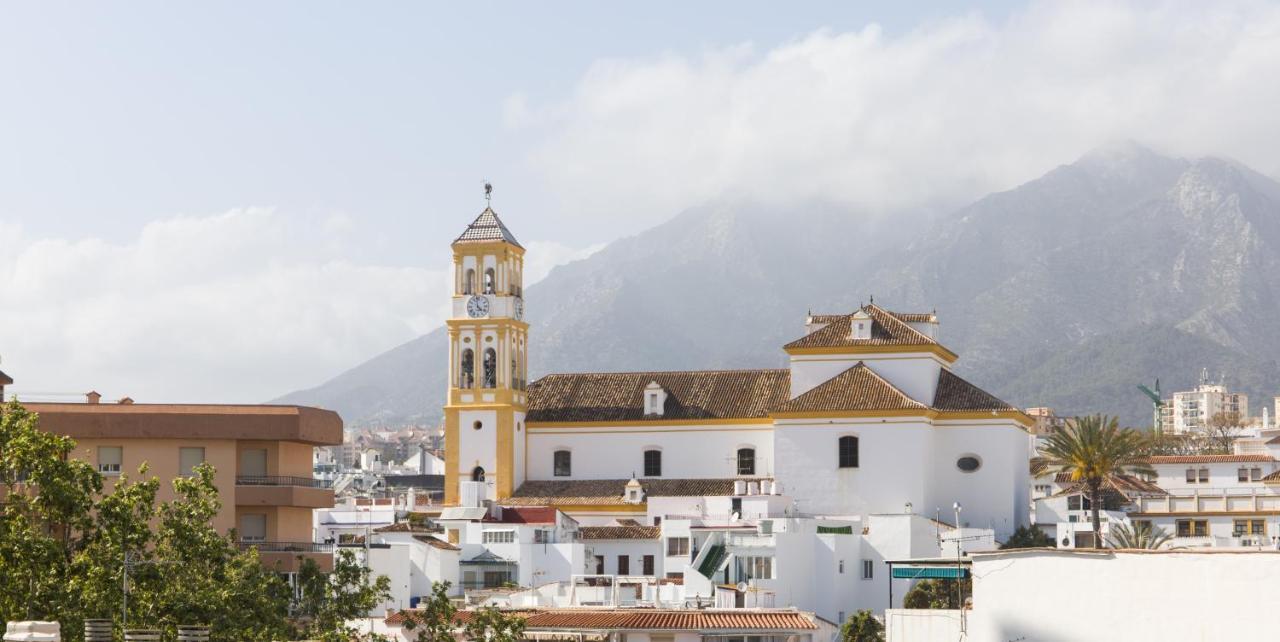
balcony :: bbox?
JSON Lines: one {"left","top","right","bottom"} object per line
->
{"left": 235, "top": 476, "right": 334, "bottom": 508}
{"left": 239, "top": 540, "right": 334, "bottom": 572}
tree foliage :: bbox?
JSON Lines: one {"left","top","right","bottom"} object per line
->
{"left": 398, "top": 581, "right": 457, "bottom": 642}
{"left": 902, "top": 578, "right": 971, "bottom": 610}
{"left": 838, "top": 610, "right": 884, "bottom": 642}
{"left": 0, "top": 399, "right": 387, "bottom": 642}
{"left": 462, "top": 606, "right": 526, "bottom": 642}
{"left": 1039, "top": 414, "right": 1153, "bottom": 549}
{"left": 999, "top": 525, "right": 1054, "bottom": 549}
{"left": 296, "top": 550, "right": 392, "bottom": 642}
{"left": 1107, "top": 521, "right": 1172, "bottom": 550}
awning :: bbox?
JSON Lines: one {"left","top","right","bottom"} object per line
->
{"left": 891, "top": 566, "right": 970, "bottom": 579}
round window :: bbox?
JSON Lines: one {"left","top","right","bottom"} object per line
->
{"left": 472, "top": 420, "right": 483, "bottom": 431}
{"left": 956, "top": 456, "right": 981, "bottom": 472}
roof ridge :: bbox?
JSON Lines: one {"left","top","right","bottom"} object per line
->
{"left": 773, "top": 362, "right": 927, "bottom": 413}
{"left": 864, "top": 303, "right": 937, "bottom": 345}
{"left": 533, "top": 367, "right": 789, "bottom": 378}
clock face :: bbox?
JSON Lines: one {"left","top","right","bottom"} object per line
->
{"left": 513, "top": 297, "right": 524, "bottom": 320}
{"left": 466, "top": 295, "right": 490, "bottom": 318}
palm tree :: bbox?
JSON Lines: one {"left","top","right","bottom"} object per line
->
{"left": 1107, "top": 521, "right": 1172, "bottom": 549}
{"left": 1039, "top": 414, "right": 1154, "bottom": 548}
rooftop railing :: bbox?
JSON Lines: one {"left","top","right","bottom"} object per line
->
{"left": 236, "top": 475, "right": 333, "bottom": 489}
{"left": 237, "top": 540, "right": 333, "bottom": 553}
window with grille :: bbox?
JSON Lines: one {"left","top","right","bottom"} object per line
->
{"left": 838, "top": 436, "right": 858, "bottom": 468}
{"left": 97, "top": 446, "right": 122, "bottom": 475}
{"left": 644, "top": 450, "right": 662, "bottom": 477}
{"left": 666, "top": 537, "right": 690, "bottom": 557}
{"left": 737, "top": 448, "right": 755, "bottom": 476}
{"left": 554, "top": 450, "right": 571, "bottom": 477}
{"left": 483, "top": 530, "right": 515, "bottom": 544}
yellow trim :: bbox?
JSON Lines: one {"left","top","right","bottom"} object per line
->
{"left": 527, "top": 418, "right": 774, "bottom": 429}
{"left": 772, "top": 408, "right": 1033, "bottom": 429}
{"left": 444, "top": 408, "right": 460, "bottom": 504}
{"left": 935, "top": 411, "right": 1034, "bottom": 427}
{"left": 784, "top": 343, "right": 959, "bottom": 363}
{"left": 450, "top": 240, "right": 526, "bottom": 256}
{"left": 528, "top": 427, "right": 773, "bottom": 435}
{"left": 497, "top": 411, "right": 514, "bottom": 499}
{"left": 549, "top": 504, "right": 649, "bottom": 513}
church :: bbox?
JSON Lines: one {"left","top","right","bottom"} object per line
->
{"left": 442, "top": 203, "right": 1031, "bottom": 538}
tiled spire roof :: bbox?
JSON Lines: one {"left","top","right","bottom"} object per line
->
{"left": 453, "top": 207, "right": 522, "bottom": 248}
{"left": 785, "top": 303, "right": 938, "bottom": 350}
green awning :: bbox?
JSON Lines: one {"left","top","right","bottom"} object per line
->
{"left": 891, "top": 566, "right": 970, "bottom": 579}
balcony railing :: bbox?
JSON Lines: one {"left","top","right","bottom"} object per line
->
{"left": 236, "top": 475, "right": 333, "bottom": 489}
{"left": 238, "top": 540, "right": 333, "bottom": 553}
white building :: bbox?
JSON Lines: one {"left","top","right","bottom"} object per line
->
{"left": 433, "top": 204, "right": 1031, "bottom": 619}
{"left": 1161, "top": 372, "right": 1249, "bottom": 434}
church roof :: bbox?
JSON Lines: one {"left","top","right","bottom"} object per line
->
{"left": 505, "top": 478, "right": 769, "bottom": 506}
{"left": 526, "top": 369, "right": 790, "bottom": 422}
{"left": 784, "top": 304, "right": 938, "bottom": 351}
{"left": 773, "top": 363, "right": 925, "bottom": 414}
{"left": 453, "top": 207, "right": 522, "bottom": 248}
{"left": 931, "top": 369, "right": 1019, "bottom": 412}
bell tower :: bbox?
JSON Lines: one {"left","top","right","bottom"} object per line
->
{"left": 443, "top": 187, "right": 529, "bottom": 505}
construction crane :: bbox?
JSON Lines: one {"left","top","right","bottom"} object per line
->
{"left": 1137, "top": 379, "right": 1165, "bottom": 436}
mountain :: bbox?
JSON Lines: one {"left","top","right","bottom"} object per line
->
{"left": 276, "top": 143, "right": 1280, "bottom": 428}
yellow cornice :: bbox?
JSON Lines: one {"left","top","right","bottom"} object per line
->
{"left": 784, "top": 343, "right": 959, "bottom": 363}
{"left": 446, "top": 318, "right": 529, "bottom": 331}
{"left": 451, "top": 241, "right": 526, "bottom": 256}
{"left": 935, "top": 410, "right": 1034, "bottom": 428}
{"left": 545, "top": 504, "right": 649, "bottom": 513}
{"left": 771, "top": 408, "right": 1033, "bottom": 429}
{"left": 527, "top": 417, "right": 775, "bottom": 429}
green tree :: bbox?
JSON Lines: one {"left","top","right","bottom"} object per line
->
{"left": 398, "top": 581, "right": 458, "bottom": 642}
{"left": 838, "top": 610, "right": 884, "bottom": 642}
{"left": 1107, "top": 521, "right": 1172, "bottom": 550}
{"left": 999, "top": 525, "right": 1054, "bottom": 549}
{"left": 902, "top": 578, "right": 970, "bottom": 610}
{"left": 295, "top": 549, "right": 392, "bottom": 642}
{"left": 1040, "top": 414, "right": 1153, "bottom": 549}
{"left": 462, "top": 606, "right": 525, "bottom": 642}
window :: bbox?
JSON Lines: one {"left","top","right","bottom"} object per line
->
{"left": 1251, "top": 468, "right": 1263, "bottom": 482}
{"left": 554, "top": 450, "right": 572, "bottom": 477}
{"left": 838, "top": 560, "right": 845, "bottom": 574}
{"left": 483, "top": 530, "right": 515, "bottom": 544}
{"left": 534, "top": 529, "right": 552, "bottom": 544}
{"left": 838, "top": 436, "right": 859, "bottom": 468}
{"left": 1186, "top": 468, "right": 1197, "bottom": 483}
{"left": 482, "top": 348, "right": 497, "bottom": 388}
{"left": 617, "top": 555, "right": 630, "bottom": 575}
{"left": 1199, "top": 468, "right": 1209, "bottom": 483}
{"left": 642, "top": 555, "right": 655, "bottom": 575}
{"left": 862, "top": 559, "right": 874, "bottom": 580}
{"left": 239, "top": 514, "right": 266, "bottom": 542}
{"left": 956, "top": 455, "right": 982, "bottom": 473}
{"left": 472, "top": 466, "right": 485, "bottom": 482}
{"left": 667, "top": 537, "right": 690, "bottom": 557}
{"left": 737, "top": 448, "right": 755, "bottom": 476}
{"left": 1176, "top": 519, "right": 1208, "bottom": 537}
{"left": 240, "top": 448, "right": 267, "bottom": 477}
{"left": 731, "top": 497, "right": 743, "bottom": 515}
{"left": 460, "top": 349, "right": 474, "bottom": 388}
{"left": 464, "top": 268, "right": 475, "bottom": 294}
{"left": 1239, "top": 468, "right": 1249, "bottom": 482}
{"left": 484, "top": 268, "right": 495, "bottom": 294}
{"left": 1234, "top": 519, "right": 1266, "bottom": 536}
{"left": 179, "top": 447, "right": 205, "bottom": 476}
{"left": 473, "top": 420, "right": 483, "bottom": 431}
{"left": 644, "top": 449, "right": 662, "bottom": 477}
{"left": 97, "top": 446, "right": 122, "bottom": 475}
{"left": 736, "top": 556, "right": 774, "bottom": 580}
{"left": 594, "top": 556, "right": 605, "bottom": 575}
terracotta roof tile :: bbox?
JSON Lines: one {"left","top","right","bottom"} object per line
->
{"left": 387, "top": 609, "right": 816, "bottom": 631}
{"left": 932, "top": 369, "right": 1019, "bottom": 412}
{"left": 453, "top": 207, "right": 522, "bottom": 247}
{"left": 412, "top": 535, "right": 461, "bottom": 551}
{"left": 505, "top": 478, "right": 768, "bottom": 506}
{"left": 1146, "top": 454, "right": 1275, "bottom": 464}
{"left": 784, "top": 304, "right": 937, "bottom": 351}
{"left": 485, "top": 506, "right": 558, "bottom": 524}
{"left": 527, "top": 369, "right": 789, "bottom": 423}
{"left": 578, "top": 525, "right": 661, "bottom": 540}
{"left": 773, "top": 363, "right": 925, "bottom": 413}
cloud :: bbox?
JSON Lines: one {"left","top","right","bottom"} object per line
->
{"left": 516, "top": 1, "right": 1280, "bottom": 227}
{"left": 0, "top": 209, "right": 589, "bottom": 404}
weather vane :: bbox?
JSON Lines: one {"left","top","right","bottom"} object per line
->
{"left": 484, "top": 181, "right": 493, "bottom": 205}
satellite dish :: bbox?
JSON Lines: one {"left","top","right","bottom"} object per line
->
{"left": 735, "top": 582, "right": 748, "bottom": 593}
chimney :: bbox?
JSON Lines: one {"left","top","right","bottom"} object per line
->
{"left": 85, "top": 391, "right": 102, "bottom": 404}
{"left": 117, "top": 397, "right": 134, "bottom": 405}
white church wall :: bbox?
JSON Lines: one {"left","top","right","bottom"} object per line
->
{"left": 457, "top": 409, "right": 499, "bottom": 500}
{"left": 788, "top": 353, "right": 943, "bottom": 403}
{"left": 525, "top": 426, "right": 774, "bottom": 480}
{"left": 773, "top": 418, "right": 933, "bottom": 516}
{"left": 930, "top": 421, "right": 1030, "bottom": 539}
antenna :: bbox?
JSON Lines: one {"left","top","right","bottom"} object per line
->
{"left": 484, "top": 181, "right": 493, "bottom": 205}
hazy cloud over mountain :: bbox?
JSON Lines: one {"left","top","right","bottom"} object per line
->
{"left": 516, "top": 1, "right": 1280, "bottom": 228}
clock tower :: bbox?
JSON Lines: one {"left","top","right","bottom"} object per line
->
{"left": 443, "top": 199, "right": 529, "bottom": 505}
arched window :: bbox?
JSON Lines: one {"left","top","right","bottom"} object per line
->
{"left": 838, "top": 436, "right": 859, "bottom": 468}
{"left": 482, "top": 348, "right": 497, "bottom": 388}
{"left": 484, "top": 268, "right": 496, "bottom": 294}
{"left": 644, "top": 449, "right": 662, "bottom": 477}
{"left": 459, "top": 349, "right": 474, "bottom": 389}
{"left": 737, "top": 448, "right": 755, "bottom": 476}
{"left": 554, "top": 450, "right": 571, "bottom": 477}
{"left": 471, "top": 466, "right": 485, "bottom": 482}
{"left": 511, "top": 358, "right": 517, "bottom": 389}
{"left": 464, "top": 269, "right": 476, "bottom": 295}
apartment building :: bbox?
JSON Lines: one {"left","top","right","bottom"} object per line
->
{"left": 26, "top": 395, "right": 342, "bottom": 571}
{"left": 1162, "top": 375, "right": 1249, "bottom": 434}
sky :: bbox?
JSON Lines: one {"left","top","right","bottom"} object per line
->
{"left": 3, "top": 0, "right": 1280, "bottom": 403}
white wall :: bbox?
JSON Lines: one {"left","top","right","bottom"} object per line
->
{"left": 526, "top": 425, "right": 773, "bottom": 479}
{"left": 582, "top": 540, "right": 663, "bottom": 576}
{"left": 1150, "top": 461, "right": 1278, "bottom": 490}
{"left": 885, "top": 609, "right": 963, "bottom": 642}
{"left": 788, "top": 352, "right": 943, "bottom": 403}
{"left": 962, "top": 549, "right": 1280, "bottom": 641}
{"left": 930, "top": 421, "right": 1029, "bottom": 539}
